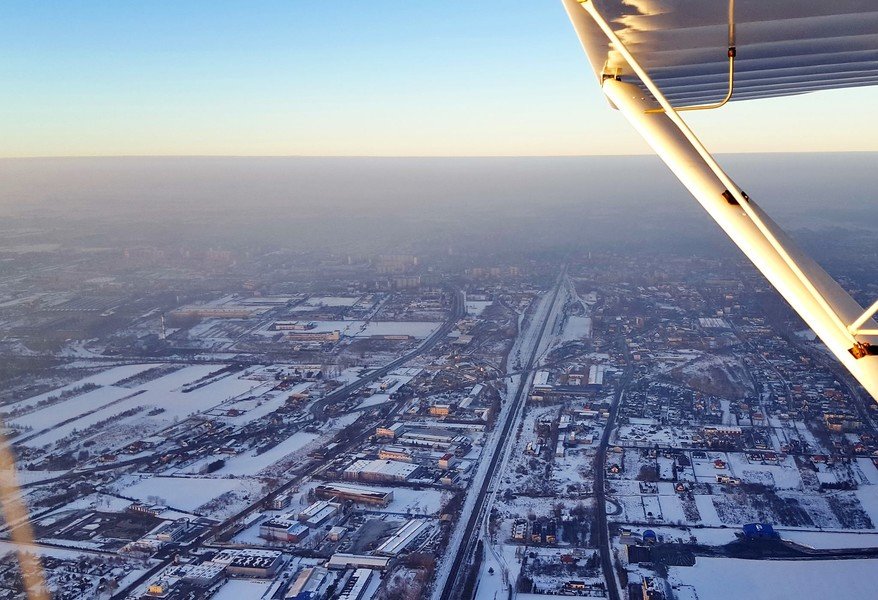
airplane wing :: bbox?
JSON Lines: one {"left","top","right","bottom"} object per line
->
{"left": 562, "top": 0, "right": 878, "bottom": 401}
{"left": 563, "top": 0, "right": 878, "bottom": 105}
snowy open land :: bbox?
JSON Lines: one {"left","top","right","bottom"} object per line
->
{"left": 116, "top": 475, "right": 261, "bottom": 514}
{"left": 669, "top": 557, "right": 878, "bottom": 600}
{"left": 11, "top": 364, "right": 281, "bottom": 450}
{"left": 217, "top": 431, "right": 320, "bottom": 476}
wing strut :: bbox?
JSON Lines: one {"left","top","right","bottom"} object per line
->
{"left": 646, "top": 0, "right": 737, "bottom": 114}
{"left": 573, "top": 0, "right": 878, "bottom": 400}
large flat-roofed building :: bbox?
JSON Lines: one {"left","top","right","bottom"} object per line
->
{"left": 394, "top": 428, "right": 469, "bottom": 451}
{"left": 336, "top": 569, "right": 375, "bottom": 600}
{"left": 375, "top": 423, "right": 405, "bottom": 438}
{"left": 272, "top": 321, "right": 317, "bottom": 331}
{"left": 533, "top": 370, "right": 552, "bottom": 392}
{"left": 399, "top": 428, "right": 460, "bottom": 444}
{"left": 286, "top": 330, "right": 340, "bottom": 343}
{"left": 314, "top": 483, "right": 393, "bottom": 507}
{"left": 326, "top": 553, "right": 391, "bottom": 571}
{"left": 587, "top": 364, "right": 605, "bottom": 388}
{"left": 343, "top": 459, "right": 421, "bottom": 483}
{"left": 378, "top": 446, "right": 413, "bottom": 462}
{"left": 175, "top": 562, "right": 226, "bottom": 588}
{"left": 210, "top": 549, "right": 283, "bottom": 578}
{"left": 298, "top": 501, "right": 341, "bottom": 528}
{"left": 374, "top": 519, "right": 429, "bottom": 556}
{"left": 260, "top": 518, "right": 310, "bottom": 543}
{"left": 286, "top": 566, "right": 330, "bottom": 600}
{"left": 147, "top": 518, "right": 189, "bottom": 543}
{"left": 429, "top": 404, "right": 452, "bottom": 416}
{"left": 170, "top": 307, "right": 257, "bottom": 319}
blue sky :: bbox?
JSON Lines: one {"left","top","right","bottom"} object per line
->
{"left": 2, "top": 0, "right": 877, "bottom": 157}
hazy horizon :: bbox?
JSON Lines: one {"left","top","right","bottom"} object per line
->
{"left": 2, "top": 152, "right": 875, "bottom": 273}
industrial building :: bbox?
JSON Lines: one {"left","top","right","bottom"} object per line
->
{"left": 342, "top": 459, "right": 421, "bottom": 482}
{"left": 147, "top": 518, "right": 189, "bottom": 543}
{"left": 377, "top": 446, "right": 413, "bottom": 462}
{"left": 326, "top": 553, "right": 391, "bottom": 571}
{"left": 398, "top": 428, "right": 462, "bottom": 445}
{"left": 314, "top": 483, "right": 393, "bottom": 507}
{"left": 286, "top": 330, "right": 340, "bottom": 342}
{"left": 259, "top": 518, "right": 310, "bottom": 543}
{"left": 298, "top": 501, "right": 341, "bottom": 528}
{"left": 286, "top": 566, "right": 330, "bottom": 600}
{"left": 533, "top": 370, "right": 552, "bottom": 392}
{"left": 587, "top": 364, "right": 605, "bottom": 388}
{"left": 210, "top": 549, "right": 283, "bottom": 578}
{"left": 176, "top": 562, "right": 226, "bottom": 588}
{"left": 374, "top": 519, "right": 429, "bottom": 556}
{"left": 336, "top": 569, "right": 375, "bottom": 600}
{"left": 272, "top": 321, "right": 317, "bottom": 331}
{"left": 375, "top": 423, "right": 405, "bottom": 438}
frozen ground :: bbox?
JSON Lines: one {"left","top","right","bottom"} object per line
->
{"left": 781, "top": 529, "right": 878, "bottom": 548}
{"left": 218, "top": 431, "right": 320, "bottom": 476}
{"left": 0, "top": 541, "right": 108, "bottom": 560}
{"left": 854, "top": 485, "right": 878, "bottom": 525}
{"left": 13, "top": 365, "right": 277, "bottom": 449}
{"left": 373, "top": 486, "right": 447, "bottom": 516}
{"left": 117, "top": 475, "right": 255, "bottom": 513}
{"left": 3, "top": 364, "right": 159, "bottom": 412}
{"left": 10, "top": 385, "right": 139, "bottom": 432}
{"left": 669, "top": 557, "right": 878, "bottom": 600}
{"left": 466, "top": 300, "right": 493, "bottom": 316}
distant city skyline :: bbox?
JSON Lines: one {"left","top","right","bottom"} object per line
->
{"left": 3, "top": 0, "right": 878, "bottom": 158}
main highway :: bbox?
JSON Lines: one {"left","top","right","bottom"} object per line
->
{"left": 591, "top": 336, "right": 631, "bottom": 600}
{"left": 436, "top": 268, "right": 566, "bottom": 600}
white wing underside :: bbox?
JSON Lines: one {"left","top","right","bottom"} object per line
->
{"left": 562, "top": 0, "right": 878, "bottom": 401}
{"left": 564, "top": 0, "right": 878, "bottom": 105}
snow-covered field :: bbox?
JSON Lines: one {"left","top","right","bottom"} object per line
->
{"left": 372, "top": 486, "right": 447, "bottom": 516}
{"left": 781, "top": 529, "right": 878, "bottom": 549}
{"left": 669, "top": 557, "right": 878, "bottom": 600}
{"left": 357, "top": 321, "right": 440, "bottom": 338}
{"left": 118, "top": 475, "right": 255, "bottom": 513}
{"left": 0, "top": 540, "right": 108, "bottom": 560}
{"left": 558, "top": 315, "right": 592, "bottom": 344}
{"left": 466, "top": 300, "right": 493, "bottom": 316}
{"left": 854, "top": 485, "right": 878, "bottom": 525}
{"left": 13, "top": 365, "right": 277, "bottom": 448}
{"left": 10, "top": 385, "right": 138, "bottom": 430}
{"left": 725, "top": 452, "right": 802, "bottom": 489}
{"left": 218, "top": 431, "right": 319, "bottom": 476}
